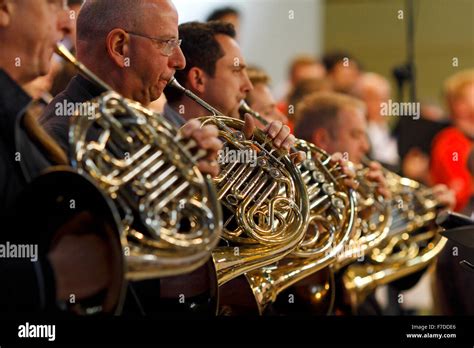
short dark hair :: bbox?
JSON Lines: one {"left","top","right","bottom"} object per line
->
{"left": 294, "top": 92, "right": 365, "bottom": 142}
{"left": 206, "top": 7, "right": 239, "bottom": 22}
{"left": 68, "top": 0, "right": 84, "bottom": 6}
{"left": 322, "top": 51, "right": 360, "bottom": 72}
{"left": 164, "top": 21, "right": 236, "bottom": 103}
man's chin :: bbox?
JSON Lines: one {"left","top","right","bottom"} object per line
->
{"left": 149, "top": 90, "right": 163, "bottom": 105}
{"left": 38, "top": 61, "right": 52, "bottom": 78}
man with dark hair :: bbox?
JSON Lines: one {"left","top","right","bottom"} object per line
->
{"left": 163, "top": 21, "right": 244, "bottom": 121}
{"left": 163, "top": 21, "right": 297, "bottom": 152}
{"left": 322, "top": 50, "right": 361, "bottom": 94}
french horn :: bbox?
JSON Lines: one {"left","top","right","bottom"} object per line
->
{"left": 335, "top": 162, "right": 393, "bottom": 269}
{"left": 55, "top": 44, "right": 222, "bottom": 282}
{"left": 228, "top": 101, "right": 357, "bottom": 315}
{"left": 167, "top": 79, "right": 310, "bottom": 286}
{"left": 341, "top": 167, "right": 447, "bottom": 312}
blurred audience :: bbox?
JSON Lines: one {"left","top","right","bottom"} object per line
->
{"left": 395, "top": 99, "right": 449, "bottom": 183}
{"left": 206, "top": 7, "right": 241, "bottom": 40}
{"left": 276, "top": 54, "right": 326, "bottom": 116}
{"left": 288, "top": 78, "right": 332, "bottom": 126}
{"left": 322, "top": 50, "right": 361, "bottom": 94}
{"left": 420, "top": 100, "right": 447, "bottom": 122}
{"left": 430, "top": 69, "right": 474, "bottom": 212}
{"left": 352, "top": 72, "right": 400, "bottom": 170}
{"left": 289, "top": 55, "right": 326, "bottom": 86}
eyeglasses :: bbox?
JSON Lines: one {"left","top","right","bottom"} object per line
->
{"left": 126, "top": 31, "right": 182, "bottom": 57}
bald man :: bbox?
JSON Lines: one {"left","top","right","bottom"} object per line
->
{"left": 41, "top": 0, "right": 222, "bottom": 177}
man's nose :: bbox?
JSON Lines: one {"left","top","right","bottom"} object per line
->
{"left": 170, "top": 46, "right": 186, "bottom": 71}
{"left": 242, "top": 71, "right": 253, "bottom": 94}
{"left": 361, "top": 136, "right": 370, "bottom": 154}
{"left": 58, "top": 8, "right": 73, "bottom": 39}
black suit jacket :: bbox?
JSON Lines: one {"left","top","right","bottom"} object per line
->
{"left": 40, "top": 74, "right": 105, "bottom": 153}
{"left": 0, "top": 69, "right": 56, "bottom": 313}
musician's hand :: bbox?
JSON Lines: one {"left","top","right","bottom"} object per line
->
{"left": 263, "top": 119, "right": 294, "bottom": 151}
{"left": 365, "top": 161, "right": 391, "bottom": 199}
{"left": 330, "top": 152, "right": 358, "bottom": 189}
{"left": 431, "top": 184, "right": 456, "bottom": 211}
{"left": 243, "top": 114, "right": 305, "bottom": 164}
{"left": 402, "top": 148, "right": 430, "bottom": 183}
{"left": 180, "top": 119, "right": 223, "bottom": 177}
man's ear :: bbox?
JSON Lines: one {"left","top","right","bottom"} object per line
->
{"left": 0, "top": 0, "right": 13, "bottom": 28}
{"left": 312, "top": 128, "right": 330, "bottom": 149}
{"left": 187, "top": 67, "right": 207, "bottom": 94}
{"left": 105, "top": 29, "right": 130, "bottom": 68}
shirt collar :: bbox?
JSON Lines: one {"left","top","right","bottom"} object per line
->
{"left": 163, "top": 103, "right": 186, "bottom": 127}
{"left": 74, "top": 73, "right": 107, "bottom": 99}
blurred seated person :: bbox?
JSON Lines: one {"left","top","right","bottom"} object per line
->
{"left": 397, "top": 101, "right": 449, "bottom": 184}
{"left": 276, "top": 54, "right": 326, "bottom": 114}
{"left": 244, "top": 66, "right": 288, "bottom": 128}
{"left": 287, "top": 78, "right": 332, "bottom": 127}
{"left": 420, "top": 100, "right": 447, "bottom": 122}
{"left": 352, "top": 72, "right": 400, "bottom": 170}
{"left": 430, "top": 69, "right": 474, "bottom": 212}
{"left": 394, "top": 101, "right": 449, "bottom": 185}
{"left": 322, "top": 50, "right": 361, "bottom": 94}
